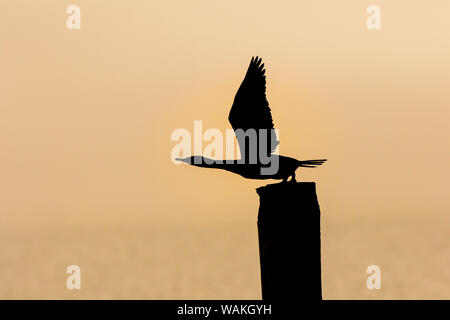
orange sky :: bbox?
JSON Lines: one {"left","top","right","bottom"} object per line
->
{"left": 1, "top": 0, "right": 449, "bottom": 229}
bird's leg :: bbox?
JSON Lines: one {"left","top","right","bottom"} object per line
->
{"left": 289, "top": 172, "right": 297, "bottom": 183}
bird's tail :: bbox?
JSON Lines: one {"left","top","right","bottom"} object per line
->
{"left": 298, "top": 159, "right": 327, "bottom": 168}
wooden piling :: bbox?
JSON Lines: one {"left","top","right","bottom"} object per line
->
{"left": 256, "top": 182, "right": 322, "bottom": 301}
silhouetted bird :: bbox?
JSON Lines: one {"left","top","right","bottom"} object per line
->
{"left": 177, "top": 57, "right": 326, "bottom": 182}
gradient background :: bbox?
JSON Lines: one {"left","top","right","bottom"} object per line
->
{"left": 1, "top": 1, "right": 449, "bottom": 299}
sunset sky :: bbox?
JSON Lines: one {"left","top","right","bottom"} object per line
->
{"left": 0, "top": 1, "right": 449, "bottom": 299}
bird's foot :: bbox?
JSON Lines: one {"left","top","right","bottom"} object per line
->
{"left": 289, "top": 173, "right": 297, "bottom": 183}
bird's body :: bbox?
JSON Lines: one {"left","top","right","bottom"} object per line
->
{"left": 177, "top": 155, "right": 326, "bottom": 182}
{"left": 177, "top": 56, "right": 327, "bottom": 182}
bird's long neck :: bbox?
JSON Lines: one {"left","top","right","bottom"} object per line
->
{"left": 190, "top": 157, "right": 232, "bottom": 169}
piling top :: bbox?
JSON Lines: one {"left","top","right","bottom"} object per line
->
{"left": 256, "top": 182, "right": 319, "bottom": 222}
{"left": 256, "top": 182, "right": 316, "bottom": 197}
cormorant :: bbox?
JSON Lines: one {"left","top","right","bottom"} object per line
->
{"left": 177, "top": 57, "right": 326, "bottom": 182}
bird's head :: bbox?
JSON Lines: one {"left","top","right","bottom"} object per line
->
{"left": 175, "top": 156, "right": 194, "bottom": 164}
{"left": 175, "top": 156, "right": 207, "bottom": 165}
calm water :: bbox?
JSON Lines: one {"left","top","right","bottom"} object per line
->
{"left": 0, "top": 215, "right": 448, "bottom": 299}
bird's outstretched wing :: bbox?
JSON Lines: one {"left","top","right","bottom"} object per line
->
{"left": 228, "top": 57, "right": 279, "bottom": 161}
